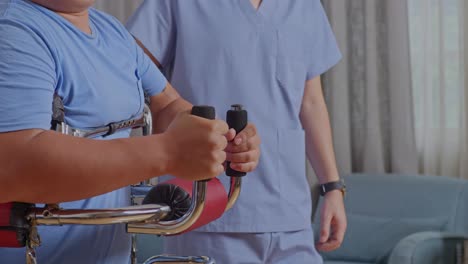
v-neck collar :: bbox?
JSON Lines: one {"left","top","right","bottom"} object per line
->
{"left": 26, "top": 0, "right": 97, "bottom": 39}
{"left": 239, "top": 0, "right": 276, "bottom": 22}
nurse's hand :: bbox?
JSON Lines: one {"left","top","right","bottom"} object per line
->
{"left": 224, "top": 123, "right": 261, "bottom": 172}
{"left": 162, "top": 111, "right": 229, "bottom": 181}
{"left": 316, "top": 190, "right": 347, "bottom": 252}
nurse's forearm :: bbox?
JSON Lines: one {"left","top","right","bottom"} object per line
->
{"left": 300, "top": 77, "right": 340, "bottom": 184}
{"left": 0, "top": 129, "right": 169, "bottom": 204}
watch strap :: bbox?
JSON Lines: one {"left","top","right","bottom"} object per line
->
{"left": 319, "top": 179, "right": 346, "bottom": 196}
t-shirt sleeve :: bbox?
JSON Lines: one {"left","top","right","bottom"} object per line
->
{"left": 126, "top": 0, "right": 176, "bottom": 68}
{"left": 136, "top": 43, "right": 168, "bottom": 96}
{"left": 306, "top": 1, "right": 342, "bottom": 80}
{"left": 0, "top": 21, "right": 57, "bottom": 132}
{"left": 100, "top": 12, "right": 167, "bottom": 97}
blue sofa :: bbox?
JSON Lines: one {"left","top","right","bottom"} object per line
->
{"left": 315, "top": 173, "right": 468, "bottom": 264}
{"left": 136, "top": 173, "right": 468, "bottom": 263}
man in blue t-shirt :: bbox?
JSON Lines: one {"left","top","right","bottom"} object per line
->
{"left": 0, "top": 0, "right": 260, "bottom": 263}
{"left": 128, "top": 0, "right": 347, "bottom": 263}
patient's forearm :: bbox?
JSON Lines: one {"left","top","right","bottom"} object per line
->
{"left": 152, "top": 98, "right": 192, "bottom": 133}
{"left": 150, "top": 84, "right": 192, "bottom": 134}
{"left": 0, "top": 129, "right": 168, "bottom": 204}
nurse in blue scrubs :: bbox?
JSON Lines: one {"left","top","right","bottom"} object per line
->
{"left": 128, "top": 0, "right": 347, "bottom": 263}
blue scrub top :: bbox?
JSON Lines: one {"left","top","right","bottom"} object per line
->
{"left": 0, "top": 0, "right": 167, "bottom": 263}
{"left": 128, "top": 0, "right": 341, "bottom": 233}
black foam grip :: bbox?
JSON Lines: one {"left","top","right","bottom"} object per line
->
{"left": 191, "top": 105, "right": 216, "bottom": 182}
{"left": 226, "top": 105, "right": 248, "bottom": 177}
{"left": 191, "top": 105, "right": 215, "bottom": 120}
{"left": 142, "top": 184, "right": 192, "bottom": 221}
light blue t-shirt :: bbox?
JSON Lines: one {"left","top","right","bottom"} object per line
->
{"left": 128, "top": 0, "right": 341, "bottom": 233}
{"left": 0, "top": 0, "right": 167, "bottom": 263}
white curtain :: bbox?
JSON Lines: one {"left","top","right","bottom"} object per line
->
{"left": 461, "top": 0, "right": 467, "bottom": 179}
{"left": 464, "top": 0, "right": 468, "bottom": 179}
{"left": 321, "top": 0, "right": 418, "bottom": 176}
{"left": 93, "top": 0, "right": 142, "bottom": 23}
{"left": 408, "top": 0, "right": 467, "bottom": 178}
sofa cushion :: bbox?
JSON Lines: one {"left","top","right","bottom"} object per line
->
{"left": 319, "top": 213, "right": 447, "bottom": 263}
{"left": 388, "top": 231, "right": 468, "bottom": 264}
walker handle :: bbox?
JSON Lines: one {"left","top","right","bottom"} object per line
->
{"left": 226, "top": 104, "right": 248, "bottom": 177}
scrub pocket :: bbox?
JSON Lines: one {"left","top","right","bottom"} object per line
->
{"left": 275, "top": 28, "right": 308, "bottom": 107}
{"left": 275, "top": 27, "right": 309, "bottom": 187}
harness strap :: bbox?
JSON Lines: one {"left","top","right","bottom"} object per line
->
{"left": 51, "top": 94, "right": 152, "bottom": 138}
{"left": 54, "top": 113, "right": 149, "bottom": 138}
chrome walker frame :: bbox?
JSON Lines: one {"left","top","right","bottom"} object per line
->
{"left": 23, "top": 105, "right": 243, "bottom": 264}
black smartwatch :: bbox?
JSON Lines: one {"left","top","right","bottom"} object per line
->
{"left": 319, "top": 179, "right": 346, "bottom": 197}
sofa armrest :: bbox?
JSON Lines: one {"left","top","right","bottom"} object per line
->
{"left": 388, "top": 231, "right": 468, "bottom": 264}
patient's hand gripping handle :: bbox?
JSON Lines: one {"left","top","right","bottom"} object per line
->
{"left": 226, "top": 104, "right": 248, "bottom": 177}
{"left": 141, "top": 106, "right": 217, "bottom": 221}
{"left": 191, "top": 106, "right": 216, "bottom": 182}
{"left": 127, "top": 105, "right": 219, "bottom": 236}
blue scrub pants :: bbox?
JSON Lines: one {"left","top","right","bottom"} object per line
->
{"left": 163, "top": 228, "right": 323, "bottom": 264}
